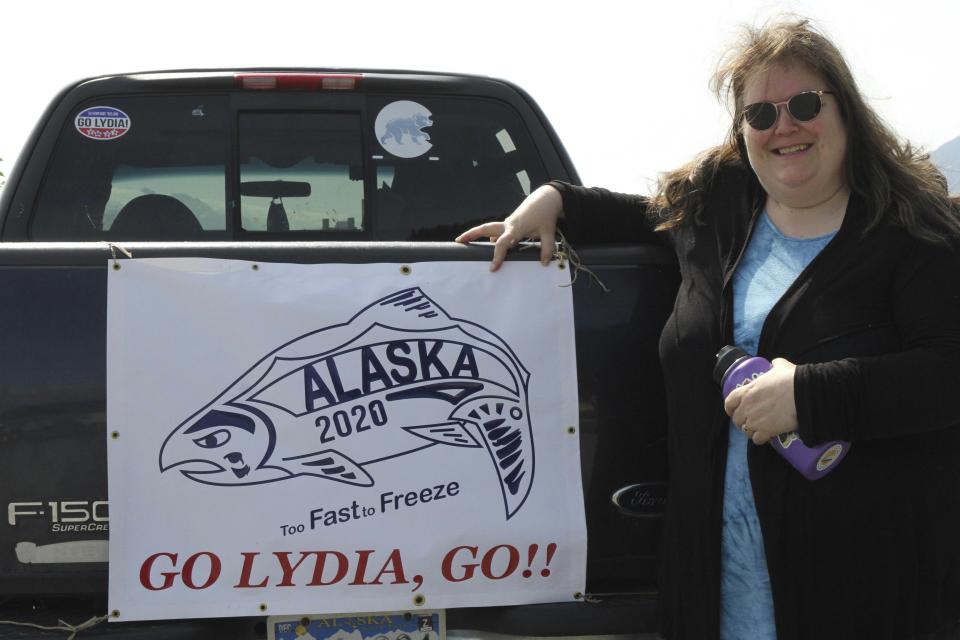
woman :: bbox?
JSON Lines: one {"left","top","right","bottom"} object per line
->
{"left": 457, "top": 18, "right": 960, "bottom": 640}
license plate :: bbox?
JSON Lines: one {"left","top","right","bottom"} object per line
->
{"left": 267, "top": 609, "right": 445, "bottom": 640}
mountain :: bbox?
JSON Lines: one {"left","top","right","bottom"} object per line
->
{"left": 931, "top": 136, "right": 960, "bottom": 195}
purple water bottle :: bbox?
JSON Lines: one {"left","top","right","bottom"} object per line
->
{"left": 714, "top": 345, "right": 849, "bottom": 480}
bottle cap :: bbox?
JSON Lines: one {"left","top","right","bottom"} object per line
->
{"left": 713, "top": 345, "right": 749, "bottom": 384}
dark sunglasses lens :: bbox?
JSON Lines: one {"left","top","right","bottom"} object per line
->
{"left": 744, "top": 102, "right": 777, "bottom": 130}
{"left": 788, "top": 92, "right": 822, "bottom": 122}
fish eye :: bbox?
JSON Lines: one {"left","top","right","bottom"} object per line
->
{"left": 193, "top": 429, "right": 231, "bottom": 449}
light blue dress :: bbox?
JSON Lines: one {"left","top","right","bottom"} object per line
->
{"left": 720, "top": 211, "right": 837, "bottom": 640}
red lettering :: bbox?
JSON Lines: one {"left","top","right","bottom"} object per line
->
{"left": 481, "top": 544, "right": 520, "bottom": 580}
{"left": 181, "top": 552, "right": 221, "bottom": 589}
{"left": 349, "top": 549, "right": 375, "bottom": 585}
{"left": 139, "top": 552, "right": 179, "bottom": 591}
{"left": 234, "top": 552, "right": 269, "bottom": 588}
{"left": 274, "top": 551, "right": 315, "bottom": 587}
{"left": 308, "top": 551, "right": 349, "bottom": 586}
{"left": 368, "top": 548, "right": 408, "bottom": 585}
{"left": 441, "top": 546, "right": 479, "bottom": 582}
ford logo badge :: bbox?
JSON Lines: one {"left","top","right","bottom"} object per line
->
{"left": 611, "top": 482, "right": 667, "bottom": 517}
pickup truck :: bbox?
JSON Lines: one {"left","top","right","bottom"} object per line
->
{"left": 0, "top": 70, "right": 678, "bottom": 638}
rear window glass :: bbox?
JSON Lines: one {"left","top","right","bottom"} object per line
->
{"left": 369, "top": 97, "right": 546, "bottom": 240}
{"left": 29, "top": 92, "right": 549, "bottom": 241}
{"left": 238, "top": 112, "right": 364, "bottom": 233}
{"left": 32, "top": 96, "right": 228, "bottom": 241}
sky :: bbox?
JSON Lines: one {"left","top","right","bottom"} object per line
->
{"left": 1, "top": 0, "right": 957, "bottom": 195}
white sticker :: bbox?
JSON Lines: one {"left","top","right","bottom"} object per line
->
{"left": 75, "top": 106, "right": 131, "bottom": 141}
{"left": 816, "top": 443, "right": 844, "bottom": 471}
{"left": 375, "top": 100, "right": 433, "bottom": 158}
{"left": 15, "top": 540, "right": 108, "bottom": 564}
{"left": 777, "top": 432, "right": 800, "bottom": 449}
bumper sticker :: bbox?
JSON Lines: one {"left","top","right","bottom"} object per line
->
{"left": 75, "top": 106, "right": 131, "bottom": 141}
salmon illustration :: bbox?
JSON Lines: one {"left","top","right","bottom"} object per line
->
{"left": 159, "top": 288, "right": 534, "bottom": 519}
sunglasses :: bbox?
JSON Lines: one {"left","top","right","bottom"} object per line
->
{"left": 742, "top": 90, "right": 833, "bottom": 131}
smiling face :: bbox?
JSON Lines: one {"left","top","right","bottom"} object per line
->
{"left": 741, "top": 62, "right": 848, "bottom": 208}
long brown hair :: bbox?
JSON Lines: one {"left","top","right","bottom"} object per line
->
{"left": 651, "top": 17, "right": 958, "bottom": 243}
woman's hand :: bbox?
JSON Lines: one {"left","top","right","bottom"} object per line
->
{"left": 724, "top": 358, "right": 798, "bottom": 445}
{"left": 455, "top": 184, "right": 563, "bottom": 272}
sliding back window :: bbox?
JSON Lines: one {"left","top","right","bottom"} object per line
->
{"left": 238, "top": 112, "right": 364, "bottom": 234}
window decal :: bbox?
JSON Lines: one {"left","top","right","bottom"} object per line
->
{"left": 374, "top": 101, "right": 433, "bottom": 158}
{"left": 75, "top": 106, "right": 131, "bottom": 141}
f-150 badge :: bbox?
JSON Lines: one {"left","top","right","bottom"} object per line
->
{"left": 159, "top": 288, "right": 534, "bottom": 519}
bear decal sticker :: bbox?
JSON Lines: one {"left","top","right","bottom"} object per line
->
{"left": 375, "top": 101, "right": 433, "bottom": 158}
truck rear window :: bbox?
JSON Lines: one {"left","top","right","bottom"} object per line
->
{"left": 30, "top": 93, "right": 547, "bottom": 241}
{"left": 33, "top": 95, "right": 228, "bottom": 241}
{"left": 369, "top": 97, "right": 542, "bottom": 240}
{"left": 238, "top": 112, "right": 364, "bottom": 233}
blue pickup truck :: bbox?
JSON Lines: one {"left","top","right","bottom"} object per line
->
{"left": 0, "top": 70, "right": 677, "bottom": 638}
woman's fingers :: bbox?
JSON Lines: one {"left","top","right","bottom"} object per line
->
{"left": 456, "top": 185, "right": 564, "bottom": 271}
{"left": 540, "top": 233, "right": 555, "bottom": 266}
{"left": 456, "top": 221, "right": 541, "bottom": 272}
{"left": 456, "top": 221, "right": 506, "bottom": 244}
{"left": 456, "top": 221, "right": 516, "bottom": 272}
{"left": 724, "top": 387, "right": 743, "bottom": 417}
{"left": 490, "top": 231, "right": 522, "bottom": 272}
{"left": 726, "top": 360, "right": 799, "bottom": 444}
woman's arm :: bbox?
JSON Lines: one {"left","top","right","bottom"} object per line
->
{"left": 456, "top": 181, "right": 663, "bottom": 271}
{"left": 548, "top": 181, "right": 661, "bottom": 246}
{"left": 794, "top": 241, "right": 960, "bottom": 443}
{"left": 456, "top": 184, "right": 565, "bottom": 271}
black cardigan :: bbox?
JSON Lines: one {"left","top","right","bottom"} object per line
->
{"left": 553, "top": 168, "right": 960, "bottom": 640}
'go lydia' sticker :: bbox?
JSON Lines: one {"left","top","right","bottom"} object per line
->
{"left": 75, "top": 106, "right": 131, "bottom": 141}
{"left": 375, "top": 101, "right": 433, "bottom": 158}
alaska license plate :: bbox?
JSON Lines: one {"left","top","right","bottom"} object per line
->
{"left": 267, "top": 609, "right": 445, "bottom": 640}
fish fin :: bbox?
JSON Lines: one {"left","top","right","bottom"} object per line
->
{"left": 226, "top": 289, "right": 449, "bottom": 403}
{"left": 285, "top": 450, "right": 374, "bottom": 486}
{"left": 352, "top": 288, "right": 452, "bottom": 330}
{"left": 404, "top": 422, "right": 482, "bottom": 448}
{"left": 451, "top": 397, "right": 534, "bottom": 520}
{"left": 386, "top": 381, "right": 485, "bottom": 404}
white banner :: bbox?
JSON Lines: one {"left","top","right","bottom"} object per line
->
{"left": 106, "top": 259, "right": 586, "bottom": 621}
